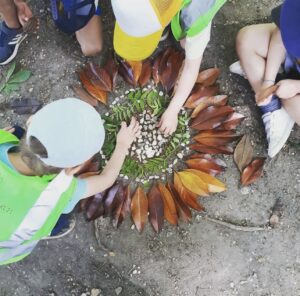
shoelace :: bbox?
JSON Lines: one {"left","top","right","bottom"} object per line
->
{"left": 8, "top": 33, "right": 25, "bottom": 45}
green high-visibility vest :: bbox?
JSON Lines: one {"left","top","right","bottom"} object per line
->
{"left": 0, "top": 130, "right": 77, "bottom": 265}
{"left": 171, "top": 0, "right": 226, "bottom": 40}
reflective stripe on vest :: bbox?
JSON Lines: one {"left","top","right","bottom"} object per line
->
{"left": 0, "top": 170, "right": 73, "bottom": 264}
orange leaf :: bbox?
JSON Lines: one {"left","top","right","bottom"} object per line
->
{"left": 152, "top": 53, "right": 162, "bottom": 85}
{"left": 234, "top": 135, "right": 254, "bottom": 173}
{"left": 174, "top": 173, "right": 205, "bottom": 212}
{"left": 191, "top": 95, "right": 228, "bottom": 118}
{"left": 127, "top": 60, "right": 143, "bottom": 83}
{"left": 157, "top": 182, "right": 178, "bottom": 225}
{"left": 217, "top": 112, "right": 245, "bottom": 130}
{"left": 148, "top": 184, "right": 164, "bottom": 233}
{"left": 189, "top": 143, "right": 234, "bottom": 155}
{"left": 184, "top": 169, "right": 226, "bottom": 193}
{"left": 103, "top": 57, "right": 118, "bottom": 90}
{"left": 193, "top": 130, "right": 240, "bottom": 147}
{"left": 139, "top": 60, "right": 152, "bottom": 87}
{"left": 184, "top": 85, "right": 219, "bottom": 109}
{"left": 196, "top": 68, "right": 220, "bottom": 86}
{"left": 87, "top": 63, "right": 112, "bottom": 92}
{"left": 186, "top": 158, "right": 225, "bottom": 176}
{"left": 72, "top": 85, "right": 98, "bottom": 107}
{"left": 256, "top": 85, "right": 279, "bottom": 105}
{"left": 131, "top": 186, "right": 148, "bottom": 232}
{"left": 191, "top": 106, "right": 234, "bottom": 131}
{"left": 241, "top": 158, "right": 266, "bottom": 186}
{"left": 177, "top": 171, "right": 209, "bottom": 196}
{"left": 167, "top": 183, "right": 192, "bottom": 223}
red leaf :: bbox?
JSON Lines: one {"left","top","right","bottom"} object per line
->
{"left": 85, "top": 192, "right": 106, "bottom": 221}
{"left": 112, "top": 186, "right": 126, "bottom": 228}
{"left": 186, "top": 158, "right": 226, "bottom": 176}
{"left": 127, "top": 60, "right": 143, "bottom": 83}
{"left": 193, "top": 130, "right": 240, "bottom": 147}
{"left": 196, "top": 68, "right": 220, "bottom": 86}
{"left": 103, "top": 183, "right": 121, "bottom": 217}
{"left": 86, "top": 63, "right": 112, "bottom": 92}
{"left": 104, "top": 57, "right": 118, "bottom": 90}
{"left": 148, "top": 184, "right": 164, "bottom": 233}
{"left": 241, "top": 158, "right": 266, "bottom": 186}
{"left": 217, "top": 112, "right": 245, "bottom": 130}
{"left": 152, "top": 53, "right": 162, "bottom": 85}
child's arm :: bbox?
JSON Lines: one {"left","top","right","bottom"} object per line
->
{"left": 82, "top": 117, "right": 140, "bottom": 198}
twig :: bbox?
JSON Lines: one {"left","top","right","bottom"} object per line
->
{"left": 93, "top": 220, "right": 109, "bottom": 252}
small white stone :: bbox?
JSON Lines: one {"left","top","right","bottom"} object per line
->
{"left": 159, "top": 91, "right": 163, "bottom": 96}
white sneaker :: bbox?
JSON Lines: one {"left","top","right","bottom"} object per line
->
{"left": 229, "top": 61, "right": 247, "bottom": 79}
{"left": 262, "top": 107, "right": 294, "bottom": 158}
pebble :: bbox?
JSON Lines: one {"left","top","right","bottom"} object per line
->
{"left": 91, "top": 289, "right": 101, "bottom": 296}
{"left": 240, "top": 187, "right": 250, "bottom": 195}
{"left": 115, "top": 287, "right": 123, "bottom": 295}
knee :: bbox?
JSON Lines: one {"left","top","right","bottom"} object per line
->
{"left": 81, "top": 42, "right": 103, "bottom": 57}
{"left": 236, "top": 26, "right": 255, "bottom": 55}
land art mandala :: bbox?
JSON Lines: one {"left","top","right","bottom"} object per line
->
{"left": 73, "top": 48, "right": 263, "bottom": 233}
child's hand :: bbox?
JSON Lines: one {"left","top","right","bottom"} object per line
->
{"left": 255, "top": 80, "right": 275, "bottom": 106}
{"left": 14, "top": 0, "right": 33, "bottom": 26}
{"left": 158, "top": 108, "right": 178, "bottom": 136}
{"left": 275, "top": 79, "right": 299, "bottom": 100}
{"left": 3, "top": 126, "right": 15, "bottom": 133}
{"left": 116, "top": 117, "right": 141, "bottom": 151}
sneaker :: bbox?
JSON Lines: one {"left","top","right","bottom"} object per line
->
{"left": 42, "top": 217, "right": 76, "bottom": 240}
{"left": 0, "top": 22, "right": 27, "bottom": 65}
{"left": 229, "top": 61, "right": 247, "bottom": 79}
{"left": 262, "top": 107, "right": 294, "bottom": 158}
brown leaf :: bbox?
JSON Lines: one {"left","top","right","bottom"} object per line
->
{"left": 103, "top": 57, "right": 118, "bottom": 90}
{"left": 23, "top": 16, "right": 39, "bottom": 33}
{"left": 131, "top": 186, "right": 148, "bottom": 232}
{"left": 152, "top": 53, "right": 162, "bottom": 85}
{"left": 191, "top": 95, "right": 228, "bottom": 118}
{"left": 157, "top": 182, "right": 178, "bottom": 225}
{"left": 76, "top": 156, "right": 100, "bottom": 176}
{"left": 191, "top": 106, "right": 234, "bottom": 131}
{"left": 158, "top": 47, "right": 173, "bottom": 75}
{"left": 79, "top": 70, "right": 107, "bottom": 104}
{"left": 256, "top": 85, "right": 279, "bottom": 105}
{"left": 174, "top": 173, "right": 205, "bottom": 212}
{"left": 234, "top": 135, "right": 254, "bottom": 173}
{"left": 148, "top": 184, "right": 164, "bottom": 233}
{"left": 167, "top": 183, "right": 192, "bottom": 223}
{"left": 241, "top": 158, "right": 266, "bottom": 186}
{"left": 9, "top": 98, "right": 42, "bottom": 115}
{"left": 184, "top": 85, "right": 219, "bottom": 109}
{"left": 103, "top": 183, "right": 121, "bottom": 217}
{"left": 196, "top": 68, "right": 220, "bottom": 86}
{"left": 139, "top": 60, "right": 152, "bottom": 87}
{"left": 85, "top": 192, "right": 106, "bottom": 221}
{"left": 72, "top": 85, "right": 98, "bottom": 107}
{"left": 123, "top": 185, "right": 132, "bottom": 214}
{"left": 217, "top": 112, "right": 245, "bottom": 130}
{"left": 189, "top": 143, "right": 234, "bottom": 155}
{"left": 127, "top": 60, "right": 143, "bottom": 83}
{"left": 186, "top": 158, "right": 225, "bottom": 176}
{"left": 87, "top": 63, "right": 112, "bottom": 92}
{"left": 193, "top": 130, "right": 240, "bottom": 147}
{"left": 118, "top": 58, "right": 136, "bottom": 87}
{"left": 112, "top": 186, "right": 126, "bottom": 228}
{"left": 177, "top": 171, "right": 209, "bottom": 196}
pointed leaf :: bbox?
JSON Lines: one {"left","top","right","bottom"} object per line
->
{"left": 193, "top": 130, "right": 240, "bottom": 147}
{"left": 76, "top": 156, "right": 100, "bottom": 176}
{"left": 184, "top": 85, "right": 219, "bottom": 109}
{"left": 241, "top": 158, "right": 266, "bottom": 186}
{"left": 23, "top": 16, "right": 39, "bottom": 33}
{"left": 234, "top": 135, "right": 254, "bottom": 172}
{"left": 217, "top": 112, "right": 245, "bottom": 130}
{"left": 177, "top": 171, "right": 209, "bottom": 196}
{"left": 191, "top": 95, "right": 228, "bottom": 118}
{"left": 152, "top": 53, "right": 162, "bottom": 85}
{"left": 174, "top": 173, "right": 205, "bottom": 212}
{"left": 139, "top": 60, "right": 152, "bottom": 87}
{"left": 157, "top": 182, "right": 178, "bottom": 225}
{"left": 5, "top": 62, "right": 16, "bottom": 82}
{"left": 72, "top": 85, "right": 98, "bottom": 107}
{"left": 131, "top": 186, "right": 148, "bottom": 232}
{"left": 87, "top": 63, "right": 112, "bottom": 91}
{"left": 112, "top": 186, "right": 126, "bottom": 228}
{"left": 85, "top": 192, "right": 106, "bottom": 221}
{"left": 9, "top": 70, "right": 31, "bottom": 84}
{"left": 104, "top": 57, "right": 118, "bottom": 89}
{"left": 127, "top": 60, "right": 143, "bottom": 83}
{"left": 191, "top": 106, "right": 234, "bottom": 131}
{"left": 148, "top": 184, "right": 164, "bottom": 233}
{"left": 196, "top": 68, "right": 220, "bottom": 86}
{"left": 9, "top": 98, "right": 42, "bottom": 115}
{"left": 189, "top": 143, "right": 234, "bottom": 155}
{"left": 186, "top": 158, "right": 225, "bottom": 176}
{"left": 118, "top": 58, "right": 136, "bottom": 87}
{"left": 256, "top": 85, "right": 279, "bottom": 105}
{"left": 167, "top": 183, "right": 192, "bottom": 223}
{"left": 103, "top": 183, "right": 121, "bottom": 217}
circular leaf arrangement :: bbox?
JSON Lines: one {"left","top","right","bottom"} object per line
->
{"left": 74, "top": 48, "right": 265, "bottom": 233}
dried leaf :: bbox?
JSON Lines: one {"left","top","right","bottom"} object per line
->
{"left": 256, "top": 85, "right": 279, "bottom": 105}
{"left": 87, "top": 63, "right": 112, "bottom": 92}
{"left": 127, "top": 60, "right": 143, "bottom": 83}
{"left": 157, "top": 182, "right": 178, "bottom": 225}
{"left": 191, "top": 95, "right": 228, "bottom": 118}
{"left": 112, "top": 186, "right": 126, "bottom": 228}
{"left": 193, "top": 130, "right": 240, "bottom": 147}
{"left": 217, "top": 112, "right": 245, "bottom": 130}
{"left": 196, "top": 68, "right": 220, "bottom": 86}
{"left": 104, "top": 57, "right": 118, "bottom": 89}
{"left": 79, "top": 70, "right": 107, "bottom": 104}
{"left": 76, "top": 156, "right": 100, "bottom": 176}
{"left": 139, "top": 60, "right": 152, "bottom": 87}
{"left": 23, "top": 17, "right": 39, "bottom": 33}
{"left": 152, "top": 53, "right": 162, "bottom": 85}
{"left": 123, "top": 185, "right": 132, "bottom": 214}
{"left": 241, "top": 158, "right": 266, "bottom": 186}
{"left": 131, "top": 186, "right": 148, "bottom": 232}
{"left": 85, "top": 192, "right": 106, "bottom": 221}
{"left": 189, "top": 143, "right": 234, "bottom": 155}
{"left": 72, "top": 85, "right": 98, "bottom": 107}
{"left": 177, "top": 171, "right": 209, "bottom": 196}
{"left": 118, "top": 58, "right": 136, "bottom": 87}
{"left": 186, "top": 158, "right": 226, "bottom": 176}
{"left": 103, "top": 183, "right": 121, "bottom": 217}
{"left": 9, "top": 98, "right": 42, "bottom": 115}
{"left": 148, "top": 184, "right": 164, "bottom": 233}
{"left": 184, "top": 169, "right": 226, "bottom": 193}
{"left": 174, "top": 173, "right": 205, "bottom": 212}
{"left": 234, "top": 135, "right": 254, "bottom": 172}
{"left": 184, "top": 85, "right": 219, "bottom": 109}
{"left": 158, "top": 47, "right": 173, "bottom": 74}
{"left": 167, "top": 183, "right": 192, "bottom": 223}
{"left": 191, "top": 106, "right": 234, "bottom": 131}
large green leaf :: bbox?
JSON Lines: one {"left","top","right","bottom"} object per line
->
{"left": 9, "top": 70, "right": 31, "bottom": 84}
{"left": 5, "top": 62, "right": 16, "bottom": 82}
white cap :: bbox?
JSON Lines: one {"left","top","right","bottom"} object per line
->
{"left": 26, "top": 98, "right": 105, "bottom": 168}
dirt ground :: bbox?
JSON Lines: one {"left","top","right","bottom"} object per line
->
{"left": 1, "top": 0, "right": 300, "bottom": 295}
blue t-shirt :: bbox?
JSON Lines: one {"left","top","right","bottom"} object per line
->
{"left": 0, "top": 143, "right": 87, "bottom": 214}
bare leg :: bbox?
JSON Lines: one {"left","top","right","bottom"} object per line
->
{"left": 282, "top": 96, "right": 300, "bottom": 126}
{"left": 236, "top": 23, "right": 276, "bottom": 93}
{"left": 75, "top": 15, "right": 103, "bottom": 56}
{"left": 0, "top": 0, "right": 20, "bottom": 29}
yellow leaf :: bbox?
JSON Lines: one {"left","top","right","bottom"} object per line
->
{"left": 177, "top": 171, "right": 209, "bottom": 196}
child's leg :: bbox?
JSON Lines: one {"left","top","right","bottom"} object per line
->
{"left": 0, "top": 0, "right": 20, "bottom": 29}
{"left": 75, "top": 15, "right": 103, "bottom": 56}
{"left": 282, "top": 96, "right": 300, "bottom": 126}
{"left": 236, "top": 23, "right": 277, "bottom": 93}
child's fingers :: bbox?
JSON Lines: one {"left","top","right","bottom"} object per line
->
{"left": 120, "top": 121, "right": 127, "bottom": 130}
{"left": 129, "top": 117, "right": 137, "bottom": 129}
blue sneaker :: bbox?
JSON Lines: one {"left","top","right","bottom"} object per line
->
{"left": 0, "top": 22, "right": 26, "bottom": 65}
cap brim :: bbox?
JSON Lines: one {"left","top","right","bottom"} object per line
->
{"left": 114, "top": 22, "right": 162, "bottom": 61}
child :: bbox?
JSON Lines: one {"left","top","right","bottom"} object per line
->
{"left": 0, "top": 0, "right": 103, "bottom": 65}
{"left": 0, "top": 98, "right": 140, "bottom": 265}
{"left": 111, "top": 0, "right": 226, "bottom": 136}
{"left": 230, "top": 0, "right": 299, "bottom": 157}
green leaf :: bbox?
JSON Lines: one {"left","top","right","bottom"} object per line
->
{"left": 3, "top": 83, "right": 19, "bottom": 95}
{"left": 9, "top": 70, "right": 31, "bottom": 84}
{"left": 5, "top": 62, "right": 16, "bottom": 82}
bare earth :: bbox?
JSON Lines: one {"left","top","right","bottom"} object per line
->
{"left": 0, "top": 0, "right": 300, "bottom": 295}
